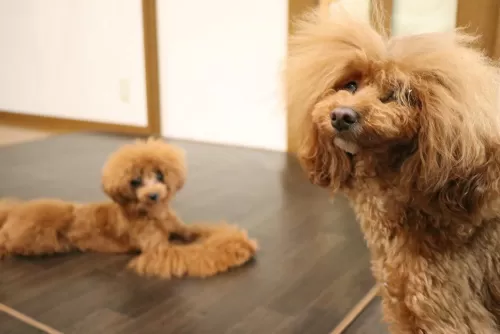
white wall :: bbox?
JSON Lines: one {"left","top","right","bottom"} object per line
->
{"left": 0, "top": 0, "right": 148, "bottom": 127}
{"left": 392, "top": 0, "right": 458, "bottom": 36}
{"left": 332, "top": 0, "right": 371, "bottom": 23}
{"left": 330, "top": 0, "right": 458, "bottom": 37}
{"left": 157, "top": 0, "right": 288, "bottom": 151}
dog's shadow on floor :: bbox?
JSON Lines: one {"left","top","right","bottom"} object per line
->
{"left": 7, "top": 233, "right": 195, "bottom": 263}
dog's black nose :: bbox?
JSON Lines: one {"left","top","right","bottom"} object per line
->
{"left": 148, "top": 193, "right": 158, "bottom": 201}
{"left": 331, "top": 107, "right": 359, "bottom": 132}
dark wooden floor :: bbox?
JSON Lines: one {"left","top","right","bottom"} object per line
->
{"left": 344, "top": 297, "right": 388, "bottom": 334}
{"left": 0, "top": 133, "right": 376, "bottom": 334}
{"left": 0, "top": 310, "right": 46, "bottom": 334}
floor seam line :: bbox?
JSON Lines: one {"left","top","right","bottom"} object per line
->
{"left": 330, "top": 284, "right": 380, "bottom": 334}
{"left": 0, "top": 303, "right": 64, "bottom": 334}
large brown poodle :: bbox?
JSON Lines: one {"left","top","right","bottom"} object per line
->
{"left": 0, "top": 138, "right": 257, "bottom": 278}
{"left": 286, "top": 4, "right": 500, "bottom": 334}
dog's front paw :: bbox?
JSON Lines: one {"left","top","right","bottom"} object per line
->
{"left": 0, "top": 246, "right": 8, "bottom": 260}
{"left": 179, "top": 230, "right": 199, "bottom": 243}
{"left": 127, "top": 255, "right": 150, "bottom": 276}
{"left": 128, "top": 247, "right": 187, "bottom": 279}
{"left": 128, "top": 253, "right": 172, "bottom": 279}
{"left": 170, "top": 227, "right": 201, "bottom": 244}
{"left": 138, "top": 234, "right": 168, "bottom": 252}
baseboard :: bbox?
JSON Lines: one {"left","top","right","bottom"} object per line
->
{"left": 0, "top": 110, "right": 153, "bottom": 136}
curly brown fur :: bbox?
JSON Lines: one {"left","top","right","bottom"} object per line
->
{"left": 0, "top": 138, "right": 257, "bottom": 278}
{"left": 287, "top": 4, "right": 500, "bottom": 334}
{"left": 0, "top": 138, "right": 192, "bottom": 260}
{"left": 129, "top": 222, "right": 258, "bottom": 278}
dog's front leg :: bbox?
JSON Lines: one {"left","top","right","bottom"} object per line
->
{"left": 133, "top": 224, "right": 170, "bottom": 252}
{"left": 164, "top": 210, "right": 199, "bottom": 242}
{"left": 382, "top": 289, "right": 498, "bottom": 334}
{"left": 0, "top": 243, "right": 7, "bottom": 260}
{"left": 0, "top": 230, "right": 7, "bottom": 259}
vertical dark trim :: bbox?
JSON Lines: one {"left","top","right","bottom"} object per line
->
{"left": 494, "top": 5, "right": 500, "bottom": 59}
{"left": 142, "top": 0, "right": 162, "bottom": 135}
{"left": 456, "top": 0, "right": 499, "bottom": 59}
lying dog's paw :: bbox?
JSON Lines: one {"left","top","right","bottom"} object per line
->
{"left": 0, "top": 246, "right": 8, "bottom": 260}
{"left": 127, "top": 229, "right": 258, "bottom": 279}
{"left": 128, "top": 246, "right": 188, "bottom": 279}
{"left": 169, "top": 230, "right": 199, "bottom": 244}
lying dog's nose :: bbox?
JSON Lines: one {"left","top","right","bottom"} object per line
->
{"left": 331, "top": 107, "right": 359, "bottom": 132}
{"left": 148, "top": 193, "right": 158, "bottom": 201}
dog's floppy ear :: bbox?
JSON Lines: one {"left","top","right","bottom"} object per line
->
{"left": 400, "top": 86, "right": 490, "bottom": 218}
{"left": 153, "top": 144, "right": 187, "bottom": 194}
{"left": 296, "top": 120, "right": 351, "bottom": 190}
{"left": 101, "top": 177, "right": 132, "bottom": 205}
{"left": 101, "top": 160, "right": 135, "bottom": 205}
{"left": 395, "top": 30, "right": 500, "bottom": 219}
{"left": 164, "top": 169, "right": 186, "bottom": 194}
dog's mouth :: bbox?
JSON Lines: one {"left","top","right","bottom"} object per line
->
{"left": 329, "top": 119, "right": 362, "bottom": 155}
{"left": 334, "top": 137, "right": 360, "bottom": 155}
{"left": 135, "top": 198, "right": 166, "bottom": 214}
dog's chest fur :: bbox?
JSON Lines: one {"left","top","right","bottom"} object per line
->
{"left": 343, "top": 170, "right": 500, "bottom": 333}
{"left": 344, "top": 178, "right": 410, "bottom": 289}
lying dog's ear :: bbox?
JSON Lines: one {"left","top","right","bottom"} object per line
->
{"left": 100, "top": 173, "right": 135, "bottom": 205}
{"left": 164, "top": 172, "right": 185, "bottom": 194}
{"left": 297, "top": 123, "right": 351, "bottom": 191}
{"left": 101, "top": 182, "right": 129, "bottom": 205}
{"left": 154, "top": 145, "right": 187, "bottom": 194}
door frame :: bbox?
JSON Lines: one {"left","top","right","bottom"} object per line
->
{"left": 456, "top": 0, "right": 500, "bottom": 59}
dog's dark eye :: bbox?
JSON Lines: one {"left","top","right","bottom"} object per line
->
{"left": 342, "top": 81, "right": 358, "bottom": 93}
{"left": 155, "top": 171, "right": 164, "bottom": 182}
{"left": 380, "top": 91, "right": 396, "bottom": 103}
{"left": 130, "top": 178, "right": 142, "bottom": 188}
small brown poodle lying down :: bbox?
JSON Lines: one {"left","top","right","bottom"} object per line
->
{"left": 0, "top": 138, "right": 257, "bottom": 279}
{"left": 287, "top": 4, "right": 500, "bottom": 334}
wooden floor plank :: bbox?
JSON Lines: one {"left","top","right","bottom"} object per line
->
{"left": 331, "top": 285, "right": 379, "bottom": 334}
{"left": 343, "top": 297, "right": 389, "bottom": 334}
{"left": 0, "top": 133, "right": 376, "bottom": 334}
{"left": 0, "top": 304, "right": 61, "bottom": 334}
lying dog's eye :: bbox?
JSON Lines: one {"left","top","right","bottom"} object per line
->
{"left": 130, "top": 178, "right": 142, "bottom": 188}
{"left": 380, "top": 91, "right": 396, "bottom": 103}
{"left": 342, "top": 81, "right": 358, "bottom": 93}
{"left": 155, "top": 171, "right": 164, "bottom": 182}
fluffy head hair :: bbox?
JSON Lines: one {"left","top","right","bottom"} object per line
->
{"left": 286, "top": 5, "right": 500, "bottom": 218}
{"left": 101, "top": 137, "right": 187, "bottom": 214}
